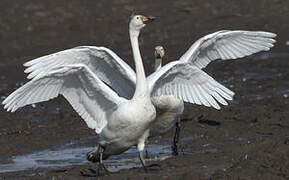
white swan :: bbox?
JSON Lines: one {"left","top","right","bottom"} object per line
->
{"left": 149, "top": 46, "right": 184, "bottom": 155}
{"left": 2, "top": 15, "right": 157, "bottom": 169}
{"left": 3, "top": 14, "right": 276, "bottom": 169}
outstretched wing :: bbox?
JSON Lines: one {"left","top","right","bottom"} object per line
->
{"left": 148, "top": 61, "right": 234, "bottom": 110}
{"left": 180, "top": 30, "right": 276, "bottom": 69}
{"left": 3, "top": 64, "right": 125, "bottom": 133}
{"left": 24, "top": 46, "right": 136, "bottom": 99}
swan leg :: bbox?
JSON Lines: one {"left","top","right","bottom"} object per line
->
{"left": 145, "top": 148, "right": 149, "bottom": 159}
{"left": 81, "top": 146, "right": 99, "bottom": 177}
{"left": 137, "top": 130, "right": 150, "bottom": 172}
{"left": 84, "top": 145, "right": 110, "bottom": 177}
{"left": 98, "top": 146, "right": 110, "bottom": 175}
{"left": 139, "top": 150, "right": 148, "bottom": 172}
{"left": 172, "top": 118, "right": 181, "bottom": 155}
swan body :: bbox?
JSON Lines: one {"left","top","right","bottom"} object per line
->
{"left": 150, "top": 95, "right": 183, "bottom": 136}
{"left": 99, "top": 97, "right": 155, "bottom": 158}
{"left": 150, "top": 46, "right": 184, "bottom": 138}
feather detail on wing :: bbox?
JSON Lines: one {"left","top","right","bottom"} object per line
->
{"left": 3, "top": 64, "right": 125, "bottom": 133}
{"left": 180, "top": 30, "right": 276, "bottom": 69}
{"left": 148, "top": 62, "right": 234, "bottom": 110}
{"left": 23, "top": 46, "right": 136, "bottom": 99}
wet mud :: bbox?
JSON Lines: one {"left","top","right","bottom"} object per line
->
{"left": 1, "top": 0, "right": 289, "bottom": 179}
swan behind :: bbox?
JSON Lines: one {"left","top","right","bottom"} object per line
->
{"left": 150, "top": 46, "right": 184, "bottom": 155}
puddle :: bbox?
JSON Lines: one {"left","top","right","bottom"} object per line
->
{"left": 0, "top": 135, "right": 202, "bottom": 174}
{"left": 0, "top": 147, "right": 91, "bottom": 173}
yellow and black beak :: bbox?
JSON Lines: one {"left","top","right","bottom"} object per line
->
{"left": 157, "top": 50, "right": 162, "bottom": 58}
{"left": 141, "top": 16, "right": 156, "bottom": 24}
{"left": 159, "top": 50, "right": 163, "bottom": 58}
{"left": 155, "top": 49, "right": 162, "bottom": 59}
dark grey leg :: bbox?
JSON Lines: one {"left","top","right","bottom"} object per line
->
{"left": 98, "top": 146, "right": 110, "bottom": 174}
{"left": 145, "top": 148, "right": 149, "bottom": 159}
{"left": 82, "top": 145, "right": 110, "bottom": 177}
{"left": 172, "top": 119, "right": 181, "bottom": 155}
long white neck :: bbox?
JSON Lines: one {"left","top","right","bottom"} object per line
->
{"left": 154, "top": 57, "right": 162, "bottom": 71}
{"left": 129, "top": 29, "right": 148, "bottom": 99}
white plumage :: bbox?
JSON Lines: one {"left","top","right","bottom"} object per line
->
{"left": 2, "top": 14, "right": 276, "bottom": 167}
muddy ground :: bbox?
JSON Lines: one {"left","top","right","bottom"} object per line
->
{"left": 1, "top": 0, "right": 289, "bottom": 179}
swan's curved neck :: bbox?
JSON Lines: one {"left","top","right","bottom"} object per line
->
{"left": 129, "top": 29, "right": 148, "bottom": 99}
{"left": 154, "top": 57, "right": 162, "bottom": 71}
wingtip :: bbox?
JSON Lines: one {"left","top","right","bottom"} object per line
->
{"left": 24, "top": 67, "right": 33, "bottom": 74}
{"left": 27, "top": 73, "right": 34, "bottom": 79}
{"left": 270, "top": 32, "right": 277, "bottom": 38}
{"left": 259, "top": 31, "right": 277, "bottom": 38}
{"left": 5, "top": 104, "right": 18, "bottom": 112}
{"left": 6, "top": 106, "right": 12, "bottom": 112}
{"left": 23, "top": 61, "right": 33, "bottom": 67}
{"left": 23, "top": 62, "right": 29, "bottom": 67}
{"left": 11, "top": 107, "right": 17, "bottom": 112}
{"left": 2, "top": 99, "right": 7, "bottom": 105}
{"left": 271, "top": 39, "right": 277, "bottom": 44}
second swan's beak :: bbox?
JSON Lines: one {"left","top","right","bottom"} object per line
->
{"left": 159, "top": 50, "right": 163, "bottom": 58}
{"left": 141, "top": 16, "right": 156, "bottom": 24}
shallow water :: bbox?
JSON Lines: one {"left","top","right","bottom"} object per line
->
{"left": 0, "top": 136, "right": 194, "bottom": 174}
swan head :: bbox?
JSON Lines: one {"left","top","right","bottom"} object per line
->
{"left": 129, "top": 15, "right": 155, "bottom": 32}
{"left": 154, "top": 46, "right": 165, "bottom": 59}
{"left": 154, "top": 46, "right": 164, "bottom": 71}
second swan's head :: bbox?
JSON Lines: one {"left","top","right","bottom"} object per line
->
{"left": 154, "top": 46, "right": 165, "bottom": 59}
{"left": 129, "top": 15, "right": 155, "bottom": 31}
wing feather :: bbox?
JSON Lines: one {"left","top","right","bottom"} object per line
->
{"left": 23, "top": 46, "right": 136, "bottom": 99}
{"left": 3, "top": 64, "right": 124, "bottom": 133}
{"left": 181, "top": 84, "right": 189, "bottom": 102}
{"left": 201, "top": 86, "right": 220, "bottom": 109}
{"left": 189, "top": 85, "right": 200, "bottom": 105}
{"left": 196, "top": 84, "right": 212, "bottom": 107}
{"left": 148, "top": 62, "right": 234, "bottom": 109}
{"left": 180, "top": 30, "right": 276, "bottom": 69}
